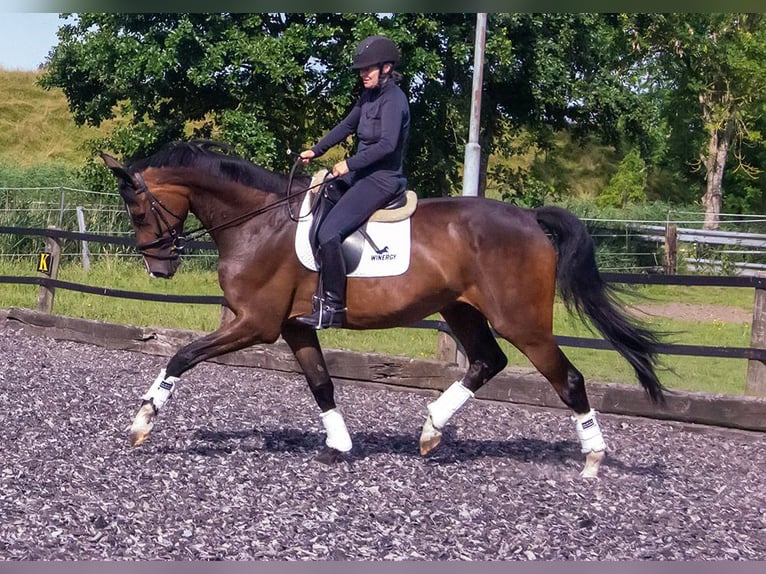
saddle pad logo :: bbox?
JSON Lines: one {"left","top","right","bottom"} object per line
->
{"left": 294, "top": 193, "right": 412, "bottom": 278}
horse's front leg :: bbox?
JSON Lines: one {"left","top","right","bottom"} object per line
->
{"left": 128, "top": 318, "right": 264, "bottom": 446}
{"left": 129, "top": 367, "right": 176, "bottom": 446}
{"left": 281, "top": 322, "right": 352, "bottom": 464}
{"left": 421, "top": 304, "right": 508, "bottom": 455}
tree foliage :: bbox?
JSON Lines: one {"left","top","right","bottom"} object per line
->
{"left": 479, "top": 13, "right": 660, "bottom": 200}
{"left": 629, "top": 13, "right": 766, "bottom": 226}
{"left": 40, "top": 14, "right": 350, "bottom": 167}
{"left": 39, "top": 12, "right": 766, "bottom": 218}
{"left": 40, "top": 13, "right": 661, "bottom": 199}
{"left": 597, "top": 148, "right": 647, "bottom": 208}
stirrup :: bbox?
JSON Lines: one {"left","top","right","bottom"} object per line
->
{"left": 295, "top": 301, "right": 346, "bottom": 330}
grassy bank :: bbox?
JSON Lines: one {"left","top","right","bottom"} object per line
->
{"left": 0, "top": 70, "right": 111, "bottom": 167}
{"left": 0, "top": 258, "right": 755, "bottom": 396}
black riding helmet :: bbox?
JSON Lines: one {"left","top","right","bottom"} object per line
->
{"left": 351, "top": 35, "right": 401, "bottom": 69}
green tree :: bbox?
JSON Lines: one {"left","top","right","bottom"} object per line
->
{"left": 596, "top": 148, "right": 647, "bottom": 208}
{"left": 39, "top": 13, "right": 466, "bottom": 195}
{"left": 630, "top": 13, "right": 766, "bottom": 228}
{"left": 40, "top": 14, "right": 351, "bottom": 169}
{"left": 481, "top": 13, "right": 663, "bottom": 198}
{"left": 39, "top": 13, "right": 661, "bottom": 200}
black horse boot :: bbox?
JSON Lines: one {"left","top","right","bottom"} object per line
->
{"left": 296, "top": 239, "right": 347, "bottom": 329}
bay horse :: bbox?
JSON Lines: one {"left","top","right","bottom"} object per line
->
{"left": 101, "top": 140, "right": 664, "bottom": 478}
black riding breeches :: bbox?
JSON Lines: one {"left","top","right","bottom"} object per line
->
{"left": 315, "top": 173, "right": 405, "bottom": 246}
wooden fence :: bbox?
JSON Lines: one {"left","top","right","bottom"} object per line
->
{"left": 0, "top": 223, "right": 766, "bottom": 431}
{"left": 4, "top": 306, "right": 766, "bottom": 433}
{"left": 633, "top": 224, "right": 766, "bottom": 276}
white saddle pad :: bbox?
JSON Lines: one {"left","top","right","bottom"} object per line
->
{"left": 294, "top": 191, "right": 411, "bottom": 277}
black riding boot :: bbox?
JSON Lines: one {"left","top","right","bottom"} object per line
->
{"left": 295, "top": 239, "right": 347, "bottom": 329}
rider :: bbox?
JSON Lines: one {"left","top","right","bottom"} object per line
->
{"left": 296, "top": 34, "right": 410, "bottom": 329}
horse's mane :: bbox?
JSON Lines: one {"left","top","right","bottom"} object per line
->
{"left": 126, "top": 140, "right": 296, "bottom": 195}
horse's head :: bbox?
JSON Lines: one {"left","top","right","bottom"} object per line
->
{"left": 101, "top": 152, "right": 188, "bottom": 279}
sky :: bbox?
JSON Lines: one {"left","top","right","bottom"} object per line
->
{"left": 3, "top": 4, "right": 766, "bottom": 73}
{"left": 0, "top": 13, "right": 62, "bottom": 71}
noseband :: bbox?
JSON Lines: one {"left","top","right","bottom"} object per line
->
{"left": 131, "top": 172, "right": 186, "bottom": 259}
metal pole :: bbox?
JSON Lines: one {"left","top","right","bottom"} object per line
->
{"left": 462, "top": 13, "right": 487, "bottom": 197}
{"left": 440, "top": 13, "right": 487, "bottom": 364}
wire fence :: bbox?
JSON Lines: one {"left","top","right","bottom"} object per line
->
{"left": 582, "top": 213, "right": 766, "bottom": 275}
{"left": 2, "top": 185, "right": 766, "bottom": 274}
{"left": 0, "top": 185, "right": 215, "bottom": 268}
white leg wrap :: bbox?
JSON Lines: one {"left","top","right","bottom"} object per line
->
{"left": 320, "top": 408, "right": 352, "bottom": 452}
{"left": 572, "top": 409, "right": 607, "bottom": 453}
{"left": 427, "top": 381, "right": 474, "bottom": 430}
{"left": 141, "top": 368, "right": 179, "bottom": 413}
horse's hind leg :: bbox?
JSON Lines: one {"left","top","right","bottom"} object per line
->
{"left": 420, "top": 303, "right": 508, "bottom": 455}
{"left": 281, "top": 322, "right": 351, "bottom": 464}
{"left": 505, "top": 328, "right": 606, "bottom": 478}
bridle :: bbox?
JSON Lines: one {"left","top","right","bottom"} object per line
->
{"left": 129, "top": 172, "right": 186, "bottom": 260}
{"left": 126, "top": 156, "right": 328, "bottom": 258}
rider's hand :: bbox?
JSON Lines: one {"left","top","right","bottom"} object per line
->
{"left": 299, "top": 150, "right": 315, "bottom": 164}
{"left": 332, "top": 160, "right": 349, "bottom": 177}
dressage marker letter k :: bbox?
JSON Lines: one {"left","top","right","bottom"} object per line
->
{"left": 37, "top": 252, "right": 52, "bottom": 275}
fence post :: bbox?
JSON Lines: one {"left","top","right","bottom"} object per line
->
{"left": 37, "top": 227, "right": 61, "bottom": 314}
{"left": 436, "top": 331, "right": 468, "bottom": 368}
{"left": 664, "top": 224, "right": 677, "bottom": 275}
{"left": 746, "top": 274, "right": 766, "bottom": 396}
{"left": 76, "top": 206, "right": 91, "bottom": 270}
{"left": 220, "top": 304, "right": 235, "bottom": 327}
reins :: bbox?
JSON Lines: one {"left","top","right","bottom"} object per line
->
{"left": 134, "top": 155, "right": 327, "bottom": 254}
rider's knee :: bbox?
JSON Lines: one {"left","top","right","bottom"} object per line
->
{"left": 317, "top": 229, "right": 343, "bottom": 248}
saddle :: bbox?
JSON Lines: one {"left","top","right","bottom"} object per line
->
{"left": 306, "top": 170, "right": 417, "bottom": 273}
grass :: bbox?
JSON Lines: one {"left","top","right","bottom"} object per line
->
{"left": 317, "top": 283, "right": 755, "bottom": 396}
{"left": 0, "top": 70, "right": 112, "bottom": 167}
{"left": 0, "top": 258, "right": 756, "bottom": 396}
{"left": 619, "top": 283, "right": 753, "bottom": 308}
{"left": 0, "top": 257, "right": 223, "bottom": 332}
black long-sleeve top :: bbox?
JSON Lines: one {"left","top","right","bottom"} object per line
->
{"left": 311, "top": 79, "right": 410, "bottom": 179}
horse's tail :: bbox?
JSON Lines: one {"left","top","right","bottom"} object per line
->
{"left": 534, "top": 205, "right": 665, "bottom": 403}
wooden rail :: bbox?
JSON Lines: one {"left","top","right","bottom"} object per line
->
{"left": 2, "top": 226, "right": 766, "bottom": 398}
{"left": 2, "top": 307, "right": 766, "bottom": 433}
{"left": 633, "top": 224, "right": 766, "bottom": 275}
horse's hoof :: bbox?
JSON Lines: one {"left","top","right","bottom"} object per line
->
{"left": 580, "top": 450, "right": 606, "bottom": 478}
{"left": 128, "top": 428, "right": 151, "bottom": 447}
{"left": 315, "top": 446, "right": 348, "bottom": 465}
{"left": 128, "top": 402, "right": 155, "bottom": 447}
{"left": 419, "top": 415, "right": 442, "bottom": 455}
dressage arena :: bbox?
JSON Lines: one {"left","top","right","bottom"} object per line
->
{"left": 1, "top": 325, "right": 765, "bottom": 561}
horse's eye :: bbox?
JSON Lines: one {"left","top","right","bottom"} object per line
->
{"left": 132, "top": 213, "right": 147, "bottom": 225}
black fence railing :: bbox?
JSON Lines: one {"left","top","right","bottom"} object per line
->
{"left": 2, "top": 226, "right": 765, "bottom": 395}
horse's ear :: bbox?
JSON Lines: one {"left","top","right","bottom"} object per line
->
{"left": 100, "top": 152, "right": 139, "bottom": 204}
{"left": 100, "top": 152, "right": 132, "bottom": 178}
